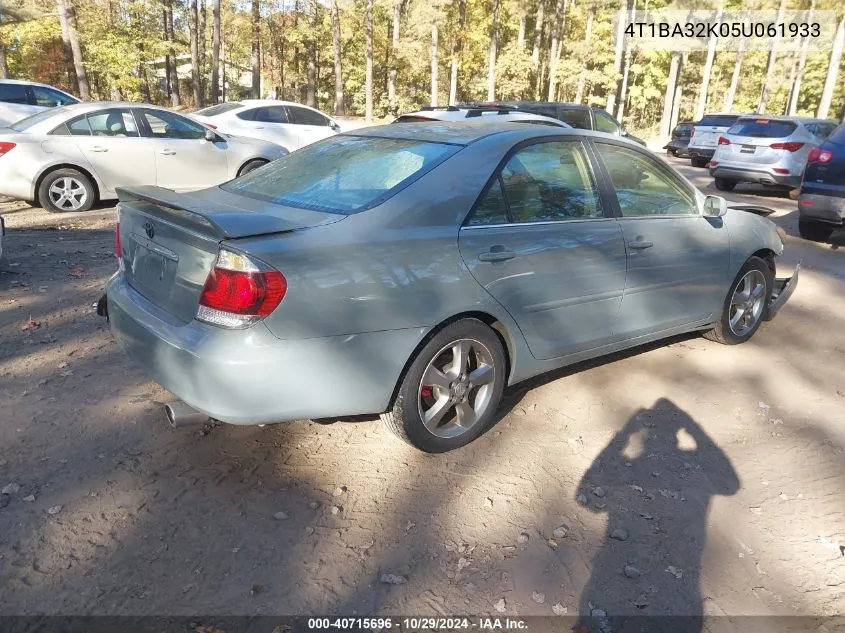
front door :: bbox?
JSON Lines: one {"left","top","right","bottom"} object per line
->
{"left": 135, "top": 108, "right": 228, "bottom": 191}
{"left": 594, "top": 141, "right": 730, "bottom": 339}
{"left": 458, "top": 139, "right": 627, "bottom": 360}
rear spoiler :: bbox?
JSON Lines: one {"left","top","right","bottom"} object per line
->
{"left": 116, "top": 185, "right": 343, "bottom": 240}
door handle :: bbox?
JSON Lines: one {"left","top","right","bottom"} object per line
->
{"left": 478, "top": 248, "right": 516, "bottom": 262}
{"left": 160, "top": 149, "right": 176, "bottom": 155}
{"left": 90, "top": 146, "right": 108, "bottom": 153}
{"left": 253, "top": 126, "right": 265, "bottom": 130}
{"left": 628, "top": 239, "right": 654, "bottom": 250}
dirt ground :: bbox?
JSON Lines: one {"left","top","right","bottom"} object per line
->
{"left": 1, "top": 157, "right": 844, "bottom": 627}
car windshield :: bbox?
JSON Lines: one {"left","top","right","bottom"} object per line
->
{"left": 698, "top": 115, "right": 739, "bottom": 127}
{"left": 728, "top": 119, "right": 798, "bottom": 138}
{"left": 221, "top": 135, "right": 461, "bottom": 214}
{"left": 195, "top": 102, "right": 243, "bottom": 117}
{"left": 9, "top": 107, "right": 71, "bottom": 132}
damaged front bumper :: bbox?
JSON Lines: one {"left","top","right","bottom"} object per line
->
{"left": 764, "top": 261, "right": 800, "bottom": 321}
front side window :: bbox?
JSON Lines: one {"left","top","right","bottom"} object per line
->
{"left": 594, "top": 110, "right": 621, "bottom": 134}
{"left": 597, "top": 143, "right": 697, "bottom": 217}
{"left": 222, "top": 135, "right": 459, "bottom": 214}
{"left": 469, "top": 141, "right": 602, "bottom": 225}
{"left": 31, "top": 86, "right": 77, "bottom": 107}
{"left": 287, "top": 106, "right": 330, "bottom": 126}
{"left": 139, "top": 109, "right": 205, "bottom": 140}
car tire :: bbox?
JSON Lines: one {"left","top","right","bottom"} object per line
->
{"left": 798, "top": 216, "right": 834, "bottom": 242}
{"left": 715, "top": 177, "right": 737, "bottom": 192}
{"left": 787, "top": 188, "right": 800, "bottom": 200}
{"left": 237, "top": 159, "right": 268, "bottom": 177}
{"left": 691, "top": 157, "right": 709, "bottom": 168}
{"left": 381, "top": 318, "right": 507, "bottom": 453}
{"left": 38, "top": 168, "right": 95, "bottom": 213}
{"left": 703, "top": 256, "right": 773, "bottom": 346}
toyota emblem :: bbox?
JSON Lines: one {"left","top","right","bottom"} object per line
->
{"left": 143, "top": 222, "right": 155, "bottom": 239}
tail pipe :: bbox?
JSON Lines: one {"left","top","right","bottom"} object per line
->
{"left": 163, "top": 401, "right": 209, "bottom": 427}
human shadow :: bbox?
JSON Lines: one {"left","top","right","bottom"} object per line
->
{"left": 574, "top": 398, "right": 740, "bottom": 633}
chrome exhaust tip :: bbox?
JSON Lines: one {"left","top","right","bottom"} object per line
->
{"left": 163, "top": 401, "right": 209, "bottom": 428}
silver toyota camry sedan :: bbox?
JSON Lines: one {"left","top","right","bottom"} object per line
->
{"left": 102, "top": 122, "right": 798, "bottom": 453}
{"left": 0, "top": 102, "right": 287, "bottom": 213}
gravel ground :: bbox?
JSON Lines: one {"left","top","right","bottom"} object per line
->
{"left": 0, "top": 157, "right": 844, "bottom": 624}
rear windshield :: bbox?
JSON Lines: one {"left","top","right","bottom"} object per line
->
{"left": 221, "top": 135, "right": 460, "bottom": 214}
{"left": 394, "top": 115, "right": 437, "bottom": 123}
{"left": 698, "top": 115, "right": 740, "bottom": 127}
{"left": 195, "top": 102, "right": 242, "bottom": 117}
{"left": 728, "top": 119, "right": 798, "bottom": 138}
{"left": 827, "top": 124, "right": 845, "bottom": 145}
{"left": 9, "top": 107, "right": 70, "bottom": 131}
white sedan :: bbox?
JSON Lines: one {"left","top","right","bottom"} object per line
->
{"left": 0, "top": 102, "right": 287, "bottom": 213}
{"left": 0, "top": 79, "right": 79, "bottom": 127}
{"left": 192, "top": 100, "right": 341, "bottom": 151}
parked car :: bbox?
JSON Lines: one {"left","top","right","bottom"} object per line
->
{"left": 0, "top": 102, "right": 287, "bottom": 213}
{"left": 709, "top": 116, "right": 838, "bottom": 199}
{"left": 664, "top": 121, "right": 695, "bottom": 157}
{"left": 688, "top": 113, "right": 750, "bottom": 167}
{"left": 101, "top": 122, "right": 797, "bottom": 453}
{"left": 484, "top": 101, "right": 647, "bottom": 146}
{"left": 0, "top": 214, "right": 5, "bottom": 262}
{"left": 797, "top": 122, "right": 845, "bottom": 241}
{"left": 191, "top": 100, "right": 341, "bottom": 151}
{"left": 0, "top": 79, "right": 79, "bottom": 128}
{"left": 395, "top": 105, "right": 572, "bottom": 128}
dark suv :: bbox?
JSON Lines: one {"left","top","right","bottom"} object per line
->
{"left": 468, "top": 101, "right": 647, "bottom": 146}
{"left": 797, "top": 122, "right": 845, "bottom": 242}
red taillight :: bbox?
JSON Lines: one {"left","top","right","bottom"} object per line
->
{"left": 773, "top": 168, "right": 789, "bottom": 174}
{"left": 115, "top": 221, "right": 121, "bottom": 258}
{"left": 206, "top": 123, "right": 218, "bottom": 129}
{"left": 197, "top": 249, "right": 286, "bottom": 328}
{"left": 718, "top": 136, "right": 731, "bottom": 145}
{"left": 807, "top": 147, "right": 833, "bottom": 163}
{"left": 770, "top": 141, "right": 804, "bottom": 152}
{"left": 800, "top": 199, "right": 813, "bottom": 206}
{"left": 710, "top": 160, "right": 720, "bottom": 166}
{"left": 0, "top": 141, "right": 16, "bottom": 156}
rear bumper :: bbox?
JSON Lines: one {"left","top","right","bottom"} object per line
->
{"left": 688, "top": 147, "right": 715, "bottom": 160}
{"left": 798, "top": 192, "right": 845, "bottom": 225}
{"left": 709, "top": 165, "right": 800, "bottom": 189}
{"left": 764, "top": 262, "right": 800, "bottom": 322}
{"left": 106, "top": 273, "right": 425, "bottom": 424}
{"left": 664, "top": 140, "right": 691, "bottom": 156}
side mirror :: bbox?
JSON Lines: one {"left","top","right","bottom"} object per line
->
{"left": 330, "top": 121, "right": 341, "bottom": 132}
{"left": 204, "top": 128, "right": 217, "bottom": 142}
{"left": 703, "top": 195, "right": 728, "bottom": 217}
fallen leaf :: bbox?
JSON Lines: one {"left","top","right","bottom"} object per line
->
{"left": 69, "top": 265, "right": 86, "bottom": 278}
{"left": 21, "top": 318, "right": 41, "bottom": 332}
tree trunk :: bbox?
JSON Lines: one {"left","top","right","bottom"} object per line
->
{"left": 784, "top": 54, "right": 799, "bottom": 115}
{"left": 365, "top": 0, "right": 373, "bottom": 120}
{"left": 670, "top": 54, "right": 686, "bottom": 130}
{"left": 0, "top": 40, "right": 8, "bottom": 79}
{"left": 188, "top": 0, "right": 202, "bottom": 104}
{"left": 56, "top": 0, "right": 78, "bottom": 93}
{"left": 788, "top": 0, "right": 814, "bottom": 115}
{"left": 56, "top": 0, "right": 90, "bottom": 99}
{"left": 388, "top": 0, "right": 401, "bottom": 113}
{"left": 546, "top": 0, "right": 564, "bottom": 101}
{"left": 211, "top": 0, "right": 220, "bottom": 104}
{"left": 758, "top": 0, "right": 787, "bottom": 113}
{"left": 163, "top": 8, "right": 172, "bottom": 101}
{"left": 199, "top": 0, "right": 206, "bottom": 100}
{"left": 250, "top": 0, "right": 260, "bottom": 99}
{"left": 517, "top": 13, "right": 526, "bottom": 49}
{"left": 167, "top": 3, "right": 181, "bottom": 106}
{"left": 817, "top": 14, "right": 844, "bottom": 119}
{"left": 430, "top": 19, "right": 439, "bottom": 106}
{"left": 659, "top": 52, "right": 681, "bottom": 139}
{"left": 448, "top": 0, "right": 466, "bottom": 105}
{"left": 723, "top": 40, "right": 744, "bottom": 112}
{"left": 532, "top": 0, "right": 545, "bottom": 66}
{"left": 332, "top": 0, "right": 344, "bottom": 115}
{"left": 574, "top": 3, "right": 594, "bottom": 104}
{"left": 695, "top": 0, "right": 721, "bottom": 120}
{"left": 306, "top": 1, "right": 316, "bottom": 107}
{"left": 605, "top": 0, "right": 626, "bottom": 115}
{"left": 487, "top": 0, "right": 499, "bottom": 101}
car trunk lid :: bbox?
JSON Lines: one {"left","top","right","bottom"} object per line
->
{"left": 117, "top": 185, "right": 343, "bottom": 323}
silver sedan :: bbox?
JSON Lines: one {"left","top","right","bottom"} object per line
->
{"left": 0, "top": 102, "right": 287, "bottom": 213}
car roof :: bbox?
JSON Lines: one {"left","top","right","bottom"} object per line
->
{"left": 503, "top": 101, "right": 593, "bottom": 110}
{"left": 733, "top": 115, "right": 832, "bottom": 124}
{"left": 398, "top": 108, "right": 568, "bottom": 126}
{"left": 0, "top": 78, "right": 52, "bottom": 87}
{"left": 237, "top": 99, "right": 327, "bottom": 111}
{"left": 348, "top": 121, "right": 613, "bottom": 146}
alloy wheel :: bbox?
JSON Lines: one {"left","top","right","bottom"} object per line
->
{"left": 48, "top": 177, "right": 88, "bottom": 211}
{"left": 728, "top": 270, "right": 766, "bottom": 337}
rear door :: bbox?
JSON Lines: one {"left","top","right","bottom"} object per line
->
{"left": 57, "top": 107, "right": 156, "bottom": 196}
{"left": 286, "top": 105, "right": 337, "bottom": 148}
{"left": 458, "top": 138, "right": 627, "bottom": 360}
{"left": 135, "top": 108, "right": 228, "bottom": 190}
{"left": 244, "top": 105, "right": 301, "bottom": 150}
{"left": 594, "top": 141, "right": 730, "bottom": 338}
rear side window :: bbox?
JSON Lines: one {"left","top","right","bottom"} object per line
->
{"left": 469, "top": 177, "right": 509, "bottom": 226}
{"left": 195, "top": 102, "right": 243, "bottom": 117}
{"left": 559, "top": 108, "right": 591, "bottom": 129}
{"left": 0, "top": 83, "right": 29, "bottom": 104}
{"left": 699, "top": 115, "right": 739, "bottom": 127}
{"left": 815, "top": 123, "right": 838, "bottom": 139}
{"left": 287, "top": 106, "right": 330, "bottom": 126}
{"left": 728, "top": 119, "right": 798, "bottom": 138}
{"left": 236, "top": 108, "right": 256, "bottom": 121}
{"left": 62, "top": 109, "right": 139, "bottom": 137}
{"left": 252, "top": 106, "right": 288, "bottom": 123}
{"left": 221, "top": 135, "right": 459, "bottom": 214}
{"left": 518, "top": 104, "right": 557, "bottom": 118}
